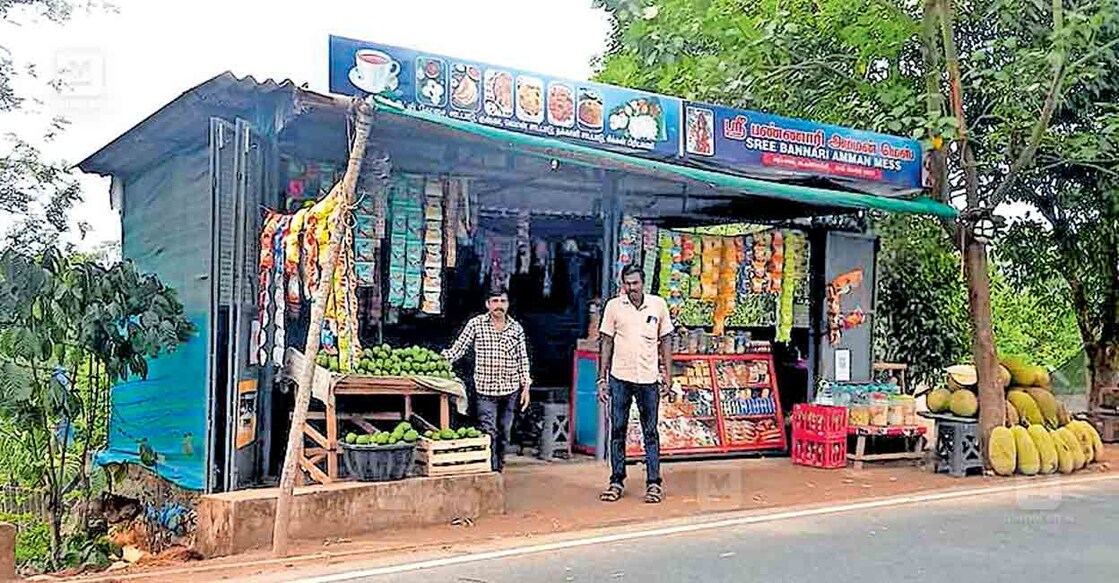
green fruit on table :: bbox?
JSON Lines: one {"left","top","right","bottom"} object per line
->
{"left": 373, "top": 433, "right": 389, "bottom": 445}
{"left": 345, "top": 432, "right": 358, "bottom": 444}
{"left": 395, "top": 422, "right": 413, "bottom": 434}
{"left": 356, "top": 435, "right": 373, "bottom": 446}
{"left": 423, "top": 430, "right": 434, "bottom": 439}
{"left": 467, "top": 428, "right": 481, "bottom": 438}
{"left": 403, "top": 430, "right": 419, "bottom": 443}
{"left": 439, "top": 429, "right": 455, "bottom": 440}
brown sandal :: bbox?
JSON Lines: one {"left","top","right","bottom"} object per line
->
{"left": 599, "top": 483, "right": 624, "bottom": 502}
{"left": 644, "top": 483, "right": 664, "bottom": 504}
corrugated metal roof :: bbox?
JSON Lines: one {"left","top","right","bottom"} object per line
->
{"left": 77, "top": 72, "right": 312, "bottom": 177}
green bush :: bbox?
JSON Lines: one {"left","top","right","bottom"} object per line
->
{"left": 0, "top": 513, "right": 50, "bottom": 568}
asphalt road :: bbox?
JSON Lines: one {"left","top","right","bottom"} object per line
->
{"left": 313, "top": 477, "right": 1119, "bottom": 583}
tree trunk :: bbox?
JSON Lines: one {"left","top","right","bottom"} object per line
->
{"left": 271, "top": 98, "right": 375, "bottom": 558}
{"left": 1087, "top": 341, "right": 1119, "bottom": 411}
{"left": 964, "top": 238, "right": 1004, "bottom": 454}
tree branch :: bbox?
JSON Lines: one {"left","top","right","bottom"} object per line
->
{"left": 987, "top": 0, "right": 1069, "bottom": 208}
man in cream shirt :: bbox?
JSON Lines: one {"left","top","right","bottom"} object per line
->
{"left": 597, "top": 264, "right": 673, "bottom": 504}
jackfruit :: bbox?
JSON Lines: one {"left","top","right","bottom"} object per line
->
{"left": 928, "top": 388, "right": 952, "bottom": 413}
{"left": 1028, "top": 424, "right": 1058, "bottom": 474}
{"left": 946, "top": 365, "right": 977, "bottom": 392}
{"left": 1011, "top": 426, "right": 1041, "bottom": 475}
{"left": 997, "top": 365, "right": 1012, "bottom": 390}
{"left": 949, "top": 390, "right": 979, "bottom": 417}
{"left": 1086, "top": 422, "right": 1106, "bottom": 462}
{"left": 988, "top": 426, "right": 1017, "bottom": 476}
{"left": 1005, "top": 399, "right": 1020, "bottom": 427}
{"left": 1031, "top": 366, "right": 1051, "bottom": 388}
{"left": 1067, "top": 421, "right": 1096, "bottom": 464}
{"left": 1056, "top": 427, "right": 1085, "bottom": 470}
{"left": 1051, "top": 428, "right": 1075, "bottom": 474}
{"left": 1025, "top": 388, "right": 1060, "bottom": 429}
{"left": 1057, "top": 402, "right": 1072, "bottom": 427}
{"left": 1001, "top": 356, "right": 1040, "bottom": 386}
{"left": 1007, "top": 390, "right": 1044, "bottom": 426}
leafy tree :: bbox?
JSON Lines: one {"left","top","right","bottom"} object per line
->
{"left": 873, "top": 214, "right": 969, "bottom": 388}
{"left": 1, "top": 0, "right": 114, "bottom": 251}
{"left": 595, "top": 0, "right": 1119, "bottom": 448}
{"left": 0, "top": 249, "right": 192, "bottom": 567}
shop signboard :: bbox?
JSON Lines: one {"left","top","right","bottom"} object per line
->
{"left": 328, "top": 35, "right": 924, "bottom": 193}
{"left": 680, "top": 102, "right": 923, "bottom": 191}
{"left": 328, "top": 35, "right": 682, "bottom": 159}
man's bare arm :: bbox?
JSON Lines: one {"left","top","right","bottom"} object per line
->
{"left": 599, "top": 335, "right": 614, "bottom": 382}
{"left": 659, "top": 336, "right": 673, "bottom": 386}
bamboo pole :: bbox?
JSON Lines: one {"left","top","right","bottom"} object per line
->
{"left": 272, "top": 97, "right": 375, "bottom": 557}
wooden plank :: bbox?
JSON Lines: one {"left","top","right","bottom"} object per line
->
{"left": 423, "top": 461, "right": 491, "bottom": 477}
{"left": 302, "top": 423, "right": 329, "bottom": 449}
{"left": 424, "top": 451, "right": 488, "bottom": 465}
{"left": 326, "top": 396, "right": 339, "bottom": 479}
{"left": 352, "top": 418, "right": 377, "bottom": 433}
{"left": 299, "top": 457, "right": 332, "bottom": 484}
{"left": 307, "top": 453, "right": 326, "bottom": 465}
{"left": 303, "top": 447, "right": 329, "bottom": 457}
{"left": 439, "top": 396, "right": 450, "bottom": 429}
{"left": 404, "top": 395, "right": 413, "bottom": 419}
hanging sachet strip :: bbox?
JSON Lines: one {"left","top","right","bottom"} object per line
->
{"left": 257, "top": 212, "right": 281, "bottom": 366}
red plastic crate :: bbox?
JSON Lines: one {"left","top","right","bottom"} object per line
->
{"left": 791, "top": 404, "right": 848, "bottom": 440}
{"left": 791, "top": 435, "right": 847, "bottom": 469}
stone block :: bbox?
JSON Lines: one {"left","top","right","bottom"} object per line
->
{"left": 195, "top": 472, "right": 504, "bottom": 558}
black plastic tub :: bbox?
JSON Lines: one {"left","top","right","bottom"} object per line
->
{"left": 340, "top": 442, "right": 415, "bottom": 482}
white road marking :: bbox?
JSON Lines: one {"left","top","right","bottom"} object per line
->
{"left": 299, "top": 473, "right": 1119, "bottom": 582}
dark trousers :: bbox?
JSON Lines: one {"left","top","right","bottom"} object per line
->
{"left": 608, "top": 376, "right": 662, "bottom": 487}
{"left": 476, "top": 393, "right": 517, "bottom": 472}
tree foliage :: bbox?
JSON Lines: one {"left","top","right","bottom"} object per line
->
{"left": 0, "top": 0, "right": 114, "bottom": 251}
{"left": 594, "top": 0, "right": 1119, "bottom": 406}
{"left": 0, "top": 249, "right": 193, "bottom": 567}
{"left": 873, "top": 214, "right": 969, "bottom": 387}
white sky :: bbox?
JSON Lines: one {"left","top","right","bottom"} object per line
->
{"left": 3, "top": 0, "right": 612, "bottom": 250}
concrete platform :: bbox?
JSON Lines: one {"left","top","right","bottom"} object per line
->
{"left": 195, "top": 472, "right": 504, "bottom": 557}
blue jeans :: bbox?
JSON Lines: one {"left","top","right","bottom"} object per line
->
{"left": 608, "top": 376, "right": 662, "bottom": 487}
{"left": 477, "top": 393, "right": 517, "bottom": 472}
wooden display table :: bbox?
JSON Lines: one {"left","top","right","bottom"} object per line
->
{"left": 283, "top": 349, "right": 463, "bottom": 485}
{"left": 846, "top": 424, "right": 928, "bottom": 470}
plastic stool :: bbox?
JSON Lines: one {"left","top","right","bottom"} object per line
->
{"left": 538, "top": 402, "right": 571, "bottom": 460}
{"left": 934, "top": 419, "right": 984, "bottom": 477}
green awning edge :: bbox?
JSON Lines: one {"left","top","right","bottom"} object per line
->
{"left": 371, "top": 99, "right": 957, "bottom": 219}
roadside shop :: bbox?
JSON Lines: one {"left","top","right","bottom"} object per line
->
{"left": 77, "top": 34, "right": 954, "bottom": 496}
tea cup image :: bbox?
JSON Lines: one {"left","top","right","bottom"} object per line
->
{"left": 351, "top": 49, "right": 400, "bottom": 93}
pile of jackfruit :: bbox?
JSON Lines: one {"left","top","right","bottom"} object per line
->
{"left": 990, "top": 355, "right": 1105, "bottom": 476}
{"left": 926, "top": 356, "right": 1106, "bottom": 476}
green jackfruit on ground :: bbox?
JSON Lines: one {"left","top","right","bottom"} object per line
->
{"left": 1056, "top": 427, "right": 1085, "bottom": 470}
{"left": 1005, "top": 400, "right": 1020, "bottom": 427}
{"left": 1068, "top": 421, "right": 1096, "bottom": 464}
{"left": 1011, "top": 426, "right": 1041, "bottom": 475}
{"left": 1051, "top": 428, "right": 1076, "bottom": 474}
{"left": 927, "top": 388, "right": 952, "bottom": 413}
{"left": 1007, "top": 390, "right": 1045, "bottom": 426}
{"left": 1028, "top": 424, "right": 1058, "bottom": 474}
{"left": 949, "top": 390, "right": 979, "bottom": 417}
{"left": 989, "top": 426, "right": 1017, "bottom": 476}
{"left": 1025, "top": 388, "right": 1060, "bottom": 428}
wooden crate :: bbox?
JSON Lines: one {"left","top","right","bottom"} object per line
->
{"left": 414, "top": 435, "right": 492, "bottom": 477}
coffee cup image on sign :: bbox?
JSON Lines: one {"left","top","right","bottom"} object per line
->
{"left": 350, "top": 49, "right": 400, "bottom": 94}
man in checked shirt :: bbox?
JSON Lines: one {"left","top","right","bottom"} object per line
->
{"left": 443, "top": 287, "right": 532, "bottom": 473}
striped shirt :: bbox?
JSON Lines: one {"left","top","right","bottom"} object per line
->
{"left": 443, "top": 314, "right": 532, "bottom": 397}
